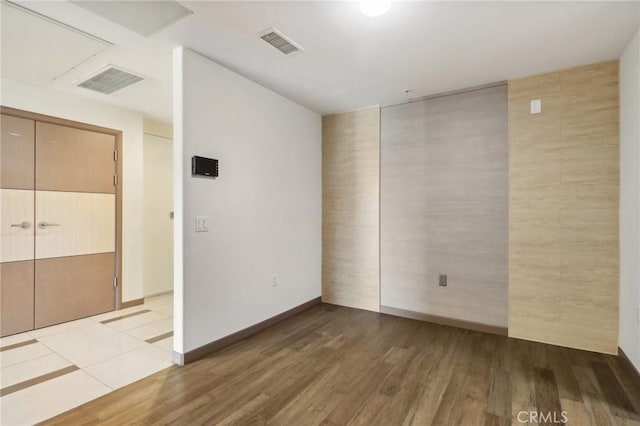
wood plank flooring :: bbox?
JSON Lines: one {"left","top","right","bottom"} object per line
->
{"left": 42, "top": 304, "right": 640, "bottom": 425}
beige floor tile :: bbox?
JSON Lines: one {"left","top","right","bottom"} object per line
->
{"left": 1, "top": 353, "right": 72, "bottom": 389}
{"left": 84, "top": 345, "right": 172, "bottom": 389}
{"left": 2, "top": 292, "right": 176, "bottom": 424}
{"left": 38, "top": 322, "right": 146, "bottom": 368}
{"left": 0, "top": 342, "right": 53, "bottom": 368}
{"left": 89, "top": 306, "right": 149, "bottom": 322}
{"left": 143, "top": 294, "right": 173, "bottom": 315}
{"left": 28, "top": 318, "right": 94, "bottom": 339}
{"left": 0, "top": 370, "right": 111, "bottom": 425}
{"left": 0, "top": 333, "right": 34, "bottom": 349}
{"left": 152, "top": 336, "right": 173, "bottom": 353}
{"left": 125, "top": 317, "right": 173, "bottom": 341}
{"left": 103, "top": 311, "right": 170, "bottom": 332}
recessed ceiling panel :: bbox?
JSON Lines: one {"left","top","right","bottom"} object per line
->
{"left": 71, "top": 1, "right": 192, "bottom": 37}
{"left": 0, "top": 1, "right": 111, "bottom": 85}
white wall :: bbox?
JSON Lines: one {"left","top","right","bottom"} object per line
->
{"left": 173, "top": 47, "right": 321, "bottom": 357}
{"left": 144, "top": 118, "right": 173, "bottom": 140}
{"left": 143, "top": 131, "right": 173, "bottom": 297}
{"left": 1, "top": 78, "right": 145, "bottom": 302}
{"left": 620, "top": 29, "right": 640, "bottom": 371}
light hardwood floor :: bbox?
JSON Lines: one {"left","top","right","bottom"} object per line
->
{"left": 43, "top": 304, "right": 640, "bottom": 425}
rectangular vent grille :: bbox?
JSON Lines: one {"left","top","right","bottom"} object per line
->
{"left": 77, "top": 66, "right": 144, "bottom": 94}
{"left": 260, "top": 29, "right": 302, "bottom": 55}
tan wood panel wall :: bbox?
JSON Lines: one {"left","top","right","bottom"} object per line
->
{"left": 322, "top": 107, "right": 380, "bottom": 312}
{"left": 380, "top": 85, "right": 509, "bottom": 327}
{"left": 508, "top": 61, "right": 619, "bottom": 354}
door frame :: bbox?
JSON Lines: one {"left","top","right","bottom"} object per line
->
{"left": 1, "top": 106, "right": 127, "bottom": 310}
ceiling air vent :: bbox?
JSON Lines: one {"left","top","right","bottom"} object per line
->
{"left": 260, "top": 28, "right": 303, "bottom": 55}
{"left": 76, "top": 65, "right": 144, "bottom": 94}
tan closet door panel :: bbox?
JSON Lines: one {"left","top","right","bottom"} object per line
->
{"left": 0, "top": 260, "right": 35, "bottom": 336}
{"left": 35, "top": 191, "right": 115, "bottom": 259}
{"left": 36, "top": 122, "right": 115, "bottom": 194}
{"left": 1, "top": 115, "right": 35, "bottom": 190}
{"left": 35, "top": 253, "right": 114, "bottom": 328}
{"left": 0, "top": 189, "right": 35, "bottom": 263}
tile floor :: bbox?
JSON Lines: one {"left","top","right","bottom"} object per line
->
{"left": 0, "top": 293, "right": 174, "bottom": 425}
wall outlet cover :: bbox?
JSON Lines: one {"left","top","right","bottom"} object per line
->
{"left": 530, "top": 99, "right": 542, "bottom": 114}
{"left": 439, "top": 274, "right": 447, "bottom": 287}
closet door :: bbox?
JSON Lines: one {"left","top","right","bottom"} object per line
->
{"left": 0, "top": 115, "right": 35, "bottom": 336}
{"left": 380, "top": 85, "right": 508, "bottom": 327}
{"left": 34, "top": 122, "right": 116, "bottom": 328}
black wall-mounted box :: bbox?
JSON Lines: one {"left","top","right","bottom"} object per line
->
{"left": 192, "top": 156, "right": 218, "bottom": 178}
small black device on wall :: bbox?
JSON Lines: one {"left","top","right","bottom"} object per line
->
{"left": 192, "top": 156, "right": 218, "bottom": 178}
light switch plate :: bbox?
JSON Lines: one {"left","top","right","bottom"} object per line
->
{"left": 195, "top": 216, "right": 209, "bottom": 232}
{"left": 530, "top": 99, "right": 542, "bottom": 114}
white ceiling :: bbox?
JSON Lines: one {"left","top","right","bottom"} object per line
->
{"left": 1, "top": 2, "right": 110, "bottom": 85}
{"left": 2, "top": 0, "right": 175, "bottom": 122}
{"left": 2, "top": 1, "right": 639, "bottom": 122}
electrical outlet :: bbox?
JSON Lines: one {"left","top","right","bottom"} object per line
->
{"left": 439, "top": 274, "right": 447, "bottom": 287}
{"left": 272, "top": 273, "right": 278, "bottom": 287}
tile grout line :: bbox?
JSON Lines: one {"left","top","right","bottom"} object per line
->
{"left": 79, "top": 366, "right": 116, "bottom": 391}
{"left": 73, "top": 342, "right": 149, "bottom": 369}
{"left": 79, "top": 323, "right": 163, "bottom": 370}
{"left": 0, "top": 350, "right": 55, "bottom": 370}
{"left": 1, "top": 336, "right": 60, "bottom": 370}
{"left": 29, "top": 337, "right": 86, "bottom": 375}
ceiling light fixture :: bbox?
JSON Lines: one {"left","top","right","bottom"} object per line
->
{"left": 360, "top": 0, "right": 390, "bottom": 17}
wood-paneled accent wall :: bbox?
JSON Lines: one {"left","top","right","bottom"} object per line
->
{"left": 508, "top": 61, "right": 619, "bottom": 354}
{"left": 322, "top": 107, "right": 380, "bottom": 312}
{"left": 380, "top": 85, "right": 509, "bottom": 327}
